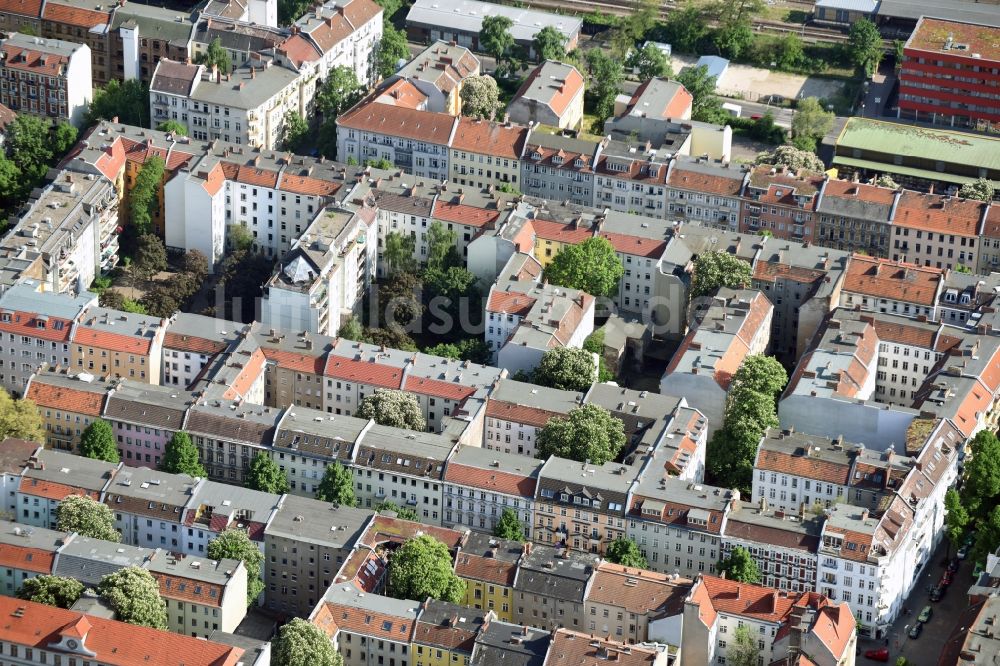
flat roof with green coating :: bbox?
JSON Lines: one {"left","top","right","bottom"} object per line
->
{"left": 835, "top": 118, "right": 1000, "bottom": 173}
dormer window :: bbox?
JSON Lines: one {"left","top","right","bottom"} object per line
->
{"left": 560, "top": 493, "right": 569, "bottom": 501}
{"left": 960, "top": 293, "right": 971, "bottom": 304}
{"left": 552, "top": 155, "right": 564, "bottom": 165}
{"left": 531, "top": 150, "right": 542, "bottom": 160}
{"left": 574, "top": 158, "right": 584, "bottom": 168}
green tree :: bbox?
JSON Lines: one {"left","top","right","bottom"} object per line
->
{"left": 585, "top": 50, "right": 625, "bottom": 124}
{"left": 130, "top": 156, "right": 166, "bottom": 237}
{"left": 494, "top": 508, "right": 525, "bottom": 541}
{"left": 546, "top": 237, "right": 624, "bottom": 298}
{"left": 728, "top": 625, "right": 761, "bottom": 666}
{"left": 87, "top": 79, "right": 149, "bottom": 128}
{"left": 973, "top": 504, "right": 1000, "bottom": 567}
{"left": 316, "top": 116, "right": 338, "bottom": 159}
{"left": 774, "top": 33, "right": 804, "bottom": 70}
{"left": 424, "top": 338, "right": 491, "bottom": 364}
{"left": 376, "top": 23, "right": 410, "bottom": 80}
{"left": 357, "top": 389, "right": 426, "bottom": 431}
{"left": 460, "top": 75, "right": 502, "bottom": 120}
{"left": 316, "top": 462, "right": 356, "bottom": 506}
{"left": 374, "top": 501, "right": 420, "bottom": 521}
{"left": 0, "top": 389, "right": 45, "bottom": 442}
{"left": 79, "top": 418, "right": 119, "bottom": 463}
{"left": 16, "top": 575, "right": 84, "bottom": 609}
{"left": 628, "top": 43, "right": 671, "bottom": 81}
{"left": 133, "top": 233, "right": 168, "bottom": 282}
{"left": 661, "top": 2, "right": 709, "bottom": 54}
{"left": 161, "top": 431, "right": 205, "bottom": 477}
{"left": 196, "top": 37, "right": 233, "bottom": 75}
{"left": 6, "top": 115, "right": 57, "bottom": 183}
{"left": 959, "top": 177, "right": 995, "bottom": 202}
{"left": 98, "top": 566, "right": 167, "bottom": 629}
{"left": 730, "top": 355, "right": 788, "bottom": 397}
{"left": 316, "top": 66, "right": 364, "bottom": 117}
{"left": 716, "top": 546, "right": 761, "bottom": 583}
{"left": 388, "top": 535, "right": 465, "bottom": 603}
{"left": 339, "top": 316, "right": 365, "bottom": 341}
{"left": 872, "top": 174, "right": 899, "bottom": 189}
{"left": 274, "top": 618, "right": 342, "bottom": 666}
{"left": 156, "top": 119, "right": 188, "bottom": 135}
{"left": 480, "top": 15, "right": 515, "bottom": 75}
{"left": 691, "top": 251, "right": 752, "bottom": 297}
{"left": 712, "top": 0, "right": 761, "bottom": 60}
{"left": 244, "top": 452, "right": 289, "bottom": 494}
{"left": 791, "top": 97, "right": 834, "bottom": 153}
{"left": 847, "top": 18, "right": 883, "bottom": 78}
{"left": 57, "top": 495, "right": 121, "bottom": 542}
{"left": 208, "top": 529, "right": 265, "bottom": 605}
{"left": 533, "top": 26, "right": 566, "bottom": 62}
{"left": 536, "top": 404, "right": 626, "bottom": 464}
{"left": 140, "top": 284, "right": 178, "bottom": 318}
{"left": 754, "top": 145, "right": 824, "bottom": 172}
{"left": 605, "top": 537, "right": 648, "bottom": 568}
{"left": 944, "top": 488, "right": 969, "bottom": 551}
{"left": 533, "top": 347, "right": 596, "bottom": 393}
{"left": 0, "top": 154, "right": 24, "bottom": 217}
{"left": 961, "top": 430, "right": 1000, "bottom": 523}
{"left": 282, "top": 112, "right": 310, "bottom": 153}
{"left": 278, "top": 0, "right": 310, "bottom": 25}
{"left": 677, "top": 65, "right": 725, "bottom": 123}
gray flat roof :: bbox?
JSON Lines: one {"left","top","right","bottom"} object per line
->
{"left": 266, "top": 494, "right": 373, "bottom": 548}
{"left": 25, "top": 449, "right": 117, "bottom": 492}
{"left": 877, "top": 1, "right": 1000, "bottom": 26}
{"left": 0, "top": 280, "right": 95, "bottom": 320}
{"left": 406, "top": 0, "right": 582, "bottom": 42}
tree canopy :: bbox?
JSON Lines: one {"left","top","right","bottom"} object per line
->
{"left": 376, "top": 23, "right": 410, "bottom": 80}
{"left": 388, "top": 535, "right": 466, "bottom": 603}
{"left": 316, "top": 462, "right": 357, "bottom": 506}
{"left": 87, "top": 79, "right": 149, "bottom": 128}
{"left": 533, "top": 347, "right": 597, "bottom": 392}
{"left": 245, "top": 452, "right": 290, "bottom": 494}
{"left": 677, "top": 65, "right": 725, "bottom": 123}
{"left": 282, "top": 112, "right": 310, "bottom": 154}
{"left": 132, "top": 234, "right": 168, "bottom": 282}
{"left": 791, "top": 97, "right": 834, "bottom": 153}
{"left": 847, "top": 19, "right": 883, "bottom": 78}
{"left": 57, "top": 495, "right": 121, "bottom": 542}
{"left": 546, "top": 237, "right": 624, "bottom": 298}
{"left": 494, "top": 508, "right": 525, "bottom": 541}
{"left": 383, "top": 232, "right": 417, "bottom": 276}
{"left": 161, "top": 431, "right": 206, "bottom": 477}
{"left": 661, "top": 2, "right": 709, "bottom": 54}
{"left": 480, "top": 15, "right": 515, "bottom": 75}
{"left": 6, "top": 116, "right": 77, "bottom": 184}
{"left": 585, "top": 50, "right": 625, "bottom": 125}
{"left": 533, "top": 27, "right": 566, "bottom": 62}
{"left": 728, "top": 625, "right": 762, "bottom": 666}
{"left": 196, "top": 37, "right": 233, "bottom": 74}
{"left": 691, "top": 251, "right": 753, "bottom": 298}
{"left": 98, "top": 566, "right": 168, "bottom": 629}
{"left": 536, "top": 404, "right": 626, "bottom": 465}
{"left": 130, "top": 156, "right": 166, "bottom": 237}
{"left": 156, "top": 119, "right": 188, "bottom": 136}
{"left": 16, "top": 575, "right": 84, "bottom": 609}
{"left": 944, "top": 488, "right": 969, "bottom": 551}
{"left": 716, "top": 546, "right": 761, "bottom": 583}
{"left": 0, "top": 389, "right": 45, "bottom": 443}
{"left": 605, "top": 537, "right": 648, "bottom": 568}
{"left": 755, "top": 145, "right": 824, "bottom": 172}
{"left": 274, "top": 618, "right": 342, "bottom": 666}
{"left": 357, "top": 388, "right": 426, "bottom": 431}
{"left": 628, "top": 43, "right": 671, "bottom": 81}
{"left": 208, "top": 528, "right": 265, "bottom": 605}
{"left": 374, "top": 501, "right": 419, "bottom": 521}
{"left": 460, "top": 75, "right": 502, "bottom": 120}
{"left": 316, "top": 66, "right": 365, "bottom": 117}
{"left": 959, "top": 177, "right": 995, "bottom": 202}
{"left": 79, "top": 419, "right": 120, "bottom": 463}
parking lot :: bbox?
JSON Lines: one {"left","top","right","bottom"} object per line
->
{"left": 857, "top": 538, "right": 972, "bottom": 666}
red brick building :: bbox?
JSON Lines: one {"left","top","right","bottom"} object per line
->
{"left": 899, "top": 17, "right": 1000, "bottom": 131}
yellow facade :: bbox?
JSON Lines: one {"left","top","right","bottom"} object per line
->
{"left": 413, "top": 643, "right": 471, "bottom": 666}
{"left": 459, "top": 580, "right": 513, "bottom": 622}
{"left": 448, "top": 149, "right": 521, "bottom": 192}
{"left": 532, "top": 237, "right": 570, "bottom": 269}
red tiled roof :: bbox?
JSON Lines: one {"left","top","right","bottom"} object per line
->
{"left": 0, "top": 0, "right": 42, "bottom": 17}
{"left": 0, "top": 44, "right": 69, "bottom": 76}
{"left": 822, "top": 179, "right": 897, "bottom": 205}
{"left": 338, "top": 98, "right": 457, "bottom": 145}
{"left": 486, "top": 291, "right": 536, "bottom": 317}
{"left": 374, "top": 79, "right": 428, "bottom": 109}
{"left": 598, "top": 231, "right": 667, "bottom": 259}
{"left": 232, "top": 164, "right": 279, "bottom": 188}
{"left": 432, "top": 200, "right": 502, "bottom": 229}
{"left": 17, "top": 477, "right": 98, "bottom": 502}
{"left": 513, "top": 63, "right": 584, "bottom": 117}
{"left": 41, "top": 1, "right": 110, "bottom": 26}
{"left": 484, "top": 399, "right": 558, "bottom": 428}
{"left": 0, "top": 312, "right": 75, "bottom": 343}
{"left": 163, "top": 332, "right": 226, "bottom": 356}
{"left": 361, "top": 515, "right": 466, "bottom": 549}
{"left": 0, "top": 596, "right": 243, "bottom": 666}
{"left": 630, "top": 497, "right": 725, "bottom": 534}
{"left": 843, "top": 254, "right": 942, "bottom": 306}
{"left": 324, "top": 355, "right": 404, "bottom": 388}
{"left": 404, "top": 376, "right": 475, "bottom": 402}
{"left": 894, "top": 191, "right": 985, "bottom": 236}
{"left": 667, "top": 166, "right": 745, "bottom": 196}
{"left": 699, "top": 575, "right": 798, "bottom": 623}
{"left": 454, "top": 552, "right": 518, "bottom": 586}
{"left": 223, "top": 348, "right": 267, "bottom": 401}
{"left": 73, "top": 328, "right": 153, "bottom": 355}
{"left": 0, "top": 544, "right": 55, "bottom": 574}
{"left": 153, "top": 573, "right": 225, "bottom": 608}
{"left": 277, "top": 34, "right": 321, "bottom": 67}
{"left": 321, "top": 602, "right": 415, "bottom": 641}
{"left": 261, "top": 348, "right": 325, "bottom": 375}
{"left": 26, "top": 381, "right": 105, "bottom": 417}
{"left": 586, "top": 562, "right": 691, "bottom": 616}
{"left": 755, "top": 448, "right": 850, "bottom": 485}
{"left": 752, "top": 261, "right": 826, "bottom": 285}
{"left": 450, "top": 118, "right": 527, "bottom": 159}
{"left": 279, "top": 173, "right": 341, "bottom": 197}
{"left": 531, "top": 218, "right": 594, "bottom": 245}
{"left": 444, "top": 462, "right": 536, "bottom": 498}
{"left": 547, "top": 630, "right": 660, "bottom": 666}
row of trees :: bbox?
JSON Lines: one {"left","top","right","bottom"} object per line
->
{"left": 945, "top": 430, "right": 1000, "bottom": 564}
{"left": 0, "top": 116, "right": 78, "bottom": 224}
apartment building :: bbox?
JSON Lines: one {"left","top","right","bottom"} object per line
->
{"left": 150, "top": 57, "right": 314, "bottom": 149}
{"left": 431, "top": 188, "right": 513, "bottom": 263}
{"left": 450, "top": 118, "right": 527, "bottom": 190}
{"left": 545, "top": 630, "right": 671, "bottom": 666}
{"left": 270, "top": 405, "right": 367, "bottom": 495}
{"left": 979, "top": 205, "right": 1000, "bottom": 273}
{"left": 507, "top": 60, "right": 585, "bottom": 131}
{"left": 583, "top": 561, "right": 691, "bottom": 645}
{"left": 0, "top": 171, "right": 119, "bottom": 295}
{"left": 680, "top": 576, "right": 856, "bottom": 666}
{"left": 750, "top": 241, "right": 848, "bottom": 362}
{"left": 16, "top": 448, "right": 118, "bottom": 529}
{"left": 0, "top": 281, "right": 94, "bottom": 396}
{"left": 664, "top": 157, "right": 747, "bottom": 232}
{"left": 192, "top": 18, "right": 284, "bottom": 71}
{"left": 182, "top": 480, "right": 281, "bottom": 555}
{"left": 937, "top": 270, "right": 1000, "bottom": 325}
{"left": 313, "top": 584, "right": 421, "bottom": 666}
{"left": 468, "top": 620, "right": 551, "bottom": 666}
{"left": 337, "top": 96, "right": 456, "bottom": 181}
{"left": 24, "top": 368, "right": 110, "bottom": 453}
{"left": 899, "top": 17, "right": 1000, "bottom": 131}
{"left": 0, "top": 596, "right": 245, "bottom": 666}
{"left": 148, "top": 551, "right": 248, "bottom": 637}
{"left": 0, "top": 33, "right": 91, "bottom": 125}
{"left": 391, "top": 41, "right": 479, "bottom": 115}
{"left": 520, "top": 132, "right": 600, "bottom": 207}
{"left": 186, "top": 399, "right": 281, "bottom": 485}
{"left": 104, "top": 381, "right": 193, "bottom": 466}
{"left": 626, "top": 476, "right": 735, "bottom": 578}
{"left": 454, "top": 532, "right": 523, "bottom": 621}
{"left": 482, "top": 378, "right": 579, "bottom": 458}
{"left": 443, "top": 445, "right": 542, "bottom": 537}
{"left": 351, "top": 424, "right": 450, "bottom": 523}
{"left": 814, "top": 179, "right": 896, "bottom": 256}
{"left": 890, "top": 190, "right": 986, "bottom": 270}
{"left": 103, "top": 464, "right": 201, "bottom": 549}
{"left": 285, "top": 0, "right": 382, "bottom": 82}
{"left": 741, "top": 166, "right": 825, "bottom": 241}
{"left": 511, "top": 543, "right": 599, "bottom": 631}
{"left": 839, "top": 254, "right": 943, "bottom": 320}
{"left": 0, "top": 440, "right": 40, "bottom": 519}
{"left": 592, "top": 139, "right": 670, "bottom": 218}
{"left": 264, "top": 493, "right": 373, "bottom": 617}
{"left": 412, "top": 600, "right": 488, "bottom": 666}
{"left": 533, "top": 458, "right": 633, "bottom": 556}
{"left": 162, "top": 313, "right": 241, "bottom": 388}
{"left": 660, "top": 288, "right": 773, "bottom": 432}
{"left": 0, "top": 519, "right": 64, "bottom": 595}
{"left": 36, "top": 0, "right": 114, "bottom": 85}
{"left": 718, "top": 501, "right": 821, "bottom": 593}
{"left": 70, "top": 307, "right": 164, "bottom": 383}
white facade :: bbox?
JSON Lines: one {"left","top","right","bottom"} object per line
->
{"left": 874, "top": 340, "right": 941, "bottom": 407}
{"left": 164, "top": 162, "right": 227, "bottom": 272}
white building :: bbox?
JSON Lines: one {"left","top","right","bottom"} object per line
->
{"left": 442, "top": 445, "right": 541, "bottom": 537}
{"left": 0, "top": 33, "right": 92, "bottom": 126}
{"left": 483, "top": 378, "right": 580, "bottom": 458}
{"left": 284, "top": 0, "right": 382, "bottom": 83}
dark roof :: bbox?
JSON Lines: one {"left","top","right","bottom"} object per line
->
{"left": 512, "top": 546, "right": 598, "bottom": 602}
{"left": 185, "top": 408, "right": 278, "bottom": 446}
{"left": 0, "top": 438, "right": 39, "bottom": 475}
{"left": 104, "top": 395, "right": 189, "bottom": 430}
{"left": 150, "top": 59, "right": 201, "bottom": 96}
{"left": 473, "top": 621, "right": 552, "bottom": 666}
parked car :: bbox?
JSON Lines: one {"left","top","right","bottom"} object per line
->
{"left": 863, "top": 648, "right": 890, "bottom": 662}
{"left": 941, "top": 572, "right": 953, "bottom": 587}
{"left": 918, "top": 606, "right": 933, "bottom": 623}
{"left": 948, "top": 558, "right": 959, "bottom": 573}
{"left": 908, "top": 623, "right": 923, "bottom": 639}
{"left": 930, "top": 586, "right": 945, "bottom": 601}
{"left": 957, "top": 545, "right": 969, "bottom": 559}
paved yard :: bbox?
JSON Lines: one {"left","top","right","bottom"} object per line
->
{"left": 671, "top": 54, "right": 847, "bottom": 104}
